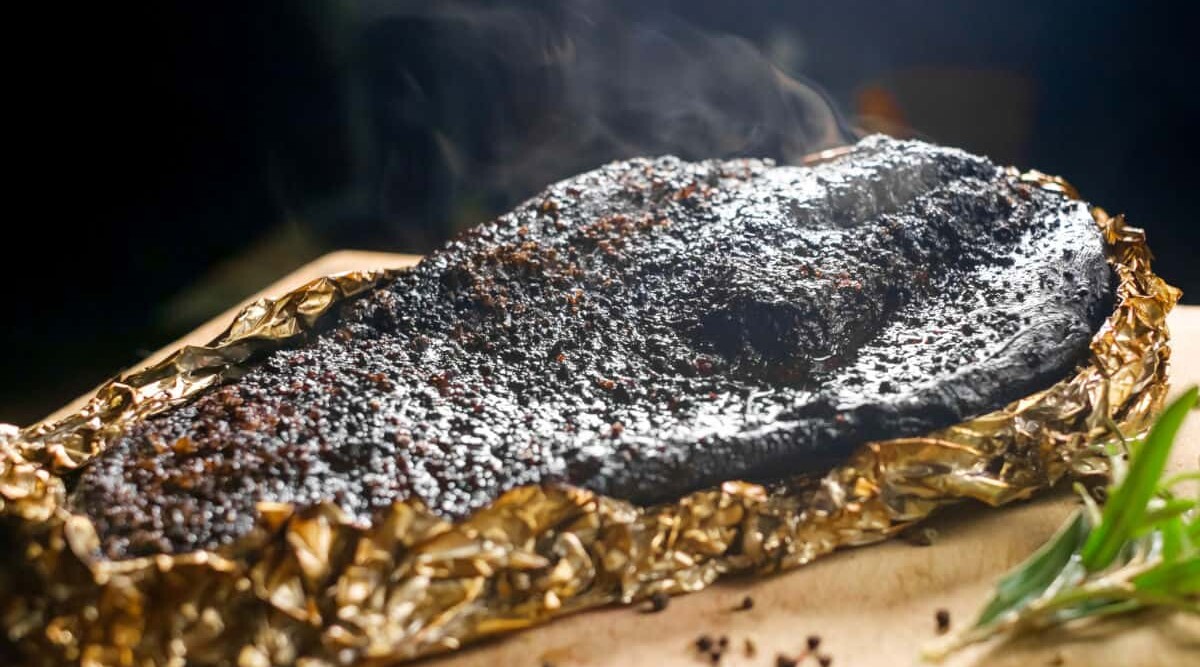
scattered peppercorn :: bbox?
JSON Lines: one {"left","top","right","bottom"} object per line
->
{"left": 775, "top": 654, "right": 798, "bottom": 667}
{"left": 695, "top": 635, "right": 714, "bottom": 652}
{"left": 708, "top": 650, "right": 722, "bottom": 664}
{"left": 817, "top": 655, "right": 833, "bottom": 667}
{"left": 735, "top": 595, "right": 754, "bottom": 611}
{"left": 646, "top": 591, "right": 670, "bottom": 613}
{"left": 806, "top": 635, "right": 821, "bottom": 651}
{"left": 717, "top": 636, "right": 729, "bottom": 650}
{"left": 936, "top": 608, "right": 952, "bottom": 633}
{"left": 743, "top": 638, "right": 757, "bottom": 658}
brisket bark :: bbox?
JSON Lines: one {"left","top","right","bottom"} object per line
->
{"left": 70, "top": 136, "right": 1114, "bottom": 558}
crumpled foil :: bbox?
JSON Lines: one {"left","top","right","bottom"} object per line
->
{"left": 0, "top": 172, "right": 1179, "bottom": 666}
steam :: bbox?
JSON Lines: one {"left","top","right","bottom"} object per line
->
{"left": 358, "top": 0, "right": 849, "bottom": 236}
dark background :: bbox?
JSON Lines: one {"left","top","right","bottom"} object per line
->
{"left": 4, "top": 1, "right": 1197, "bottom": 425}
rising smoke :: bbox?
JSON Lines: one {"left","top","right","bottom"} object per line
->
{"left": 354, "top": 0, "right": 850, "bottom": 243}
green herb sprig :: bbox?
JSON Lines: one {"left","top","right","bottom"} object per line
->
{"left": 924, "top": 386, "right": 1200, "bottom": 660}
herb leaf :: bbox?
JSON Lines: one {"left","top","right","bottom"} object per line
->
{"left": 974, "top": 512, "right": 1089, "bottom": 627}
{"left": 1135, "top": 498, "right": 1197, "bottom": 537}
{"left": 1159, "top": 516, "right": 1189, "bottom": 561}
{"left": 1132, "top": 556, "right": 1200, "bottom": 595}
{"left": 1080, "top": 387, "right": 1198, "bottom": 571}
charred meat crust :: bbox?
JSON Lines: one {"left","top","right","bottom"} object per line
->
{"left": 70, "top": 136, "right": 1114, "bottom": 558}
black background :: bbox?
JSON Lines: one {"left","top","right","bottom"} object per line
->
{"left": 4, "top": 1, "right": 1197, "bottom": 424}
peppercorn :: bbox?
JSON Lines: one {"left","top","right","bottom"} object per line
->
{"left": 936, "top": 608, "right": 951, "bottom": 633}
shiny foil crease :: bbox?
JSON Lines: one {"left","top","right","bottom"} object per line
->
{"left": 0, "top": 174, "right": 1179, "bottom": 666}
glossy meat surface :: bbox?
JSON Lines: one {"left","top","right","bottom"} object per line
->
{"left": 70, "top": 136, "right": 1114, "bottom": 558}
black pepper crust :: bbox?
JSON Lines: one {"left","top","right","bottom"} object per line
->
{"left": 69, "top": 136, "right": 1114, "bottom": 558}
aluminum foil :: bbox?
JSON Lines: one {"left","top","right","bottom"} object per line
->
{"left": 0, "top": 173, "right": 1179, "bottom": 666}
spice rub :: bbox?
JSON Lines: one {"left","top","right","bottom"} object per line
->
{"left": 70, "top": 136, "right": 1114, "bottom": 558}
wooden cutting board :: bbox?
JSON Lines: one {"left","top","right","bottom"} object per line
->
{"left": 53, "top": 251, "right": 1200, "bottom": 667}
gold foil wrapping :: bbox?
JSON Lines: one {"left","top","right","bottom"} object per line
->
{"left": 0, "top": 176, "right": 1179, "bottom": 666}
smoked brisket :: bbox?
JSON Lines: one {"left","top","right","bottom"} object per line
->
{"left": 70, "top": 136, "right": 1114, "bottom": 558}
